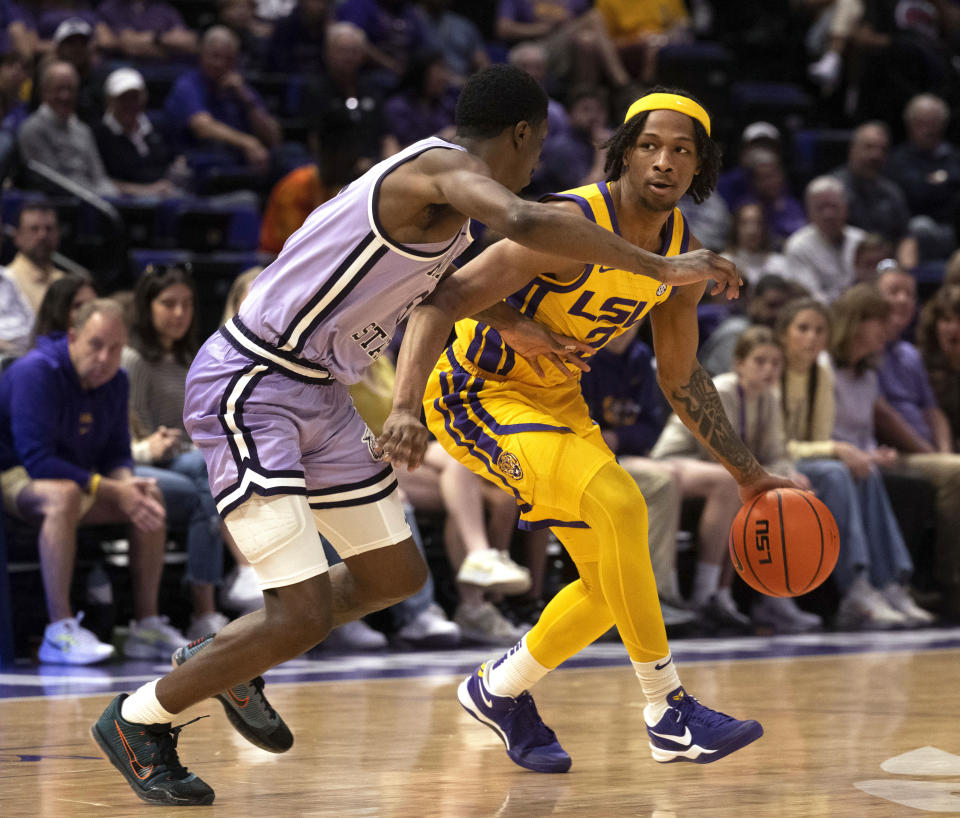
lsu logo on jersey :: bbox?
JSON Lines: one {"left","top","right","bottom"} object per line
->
{"left": 656, "top": 283, "right": 667, "bottom": 296}
{"left": 496, "top": 452, "right": 523, "bottom": 480}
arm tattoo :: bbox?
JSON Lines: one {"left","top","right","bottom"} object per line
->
{"left": 670, "top": 365, "right": 763, "bottom": 481}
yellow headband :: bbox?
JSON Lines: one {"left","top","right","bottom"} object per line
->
{"left": 624, "top": 93, "right": 711, "bottom": 136}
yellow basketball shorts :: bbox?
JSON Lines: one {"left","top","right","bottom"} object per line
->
{"left": 424, "top": 349, "right": 616, "bottom": 533}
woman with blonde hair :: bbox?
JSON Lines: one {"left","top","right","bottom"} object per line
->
{"left": 777, "top": 296, "right": 928, "bottom": 628}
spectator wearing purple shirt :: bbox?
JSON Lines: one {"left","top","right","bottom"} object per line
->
{"left": 265, "top": 0, "right": 330, "bottom": 74}
{"left": 164, "top": 25, "right": 280, "bottom": 172}
{"left": 875, "top": 262, "right": 955, "bottom": 453}
{"left": 383, "top": 50, "right": 456, "bottom": 149}
{"left": 336, "top": 0, "right": 433, "bottom": 90}
{"left": 96, "top": 0, "right": 197, "bottom": 60}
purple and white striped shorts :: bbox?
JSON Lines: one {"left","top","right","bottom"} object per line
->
{"left": 184, "top": 332, "right": 398, "bottom": 519}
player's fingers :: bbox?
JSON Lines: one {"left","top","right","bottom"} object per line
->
{"left": 551, "top": 332, "right": 594, "bottom": 357}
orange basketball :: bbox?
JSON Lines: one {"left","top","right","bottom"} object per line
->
{"left": 729, "top": 488, "right": 839, "bottom": 598}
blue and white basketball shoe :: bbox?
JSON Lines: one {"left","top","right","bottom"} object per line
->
{"left": 645, "top": 686, "right": 763, "bottom": 763}
{"left": 457, "top": 662, "right": 571, "bottom": 773}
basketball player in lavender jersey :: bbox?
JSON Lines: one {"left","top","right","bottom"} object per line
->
{"left": 92, "top": 66, "right": 740, "bottom": 806}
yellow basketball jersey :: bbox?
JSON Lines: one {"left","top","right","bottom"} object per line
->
{"left": 449, "top": 181, "right": 689, "bottom": 388}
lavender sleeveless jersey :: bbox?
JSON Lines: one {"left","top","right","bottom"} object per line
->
{"left": 224, "top": 136, "right": 474, "bottom": 384}
{"left": 185, "top": 137, "right": 474, "bottom": 517}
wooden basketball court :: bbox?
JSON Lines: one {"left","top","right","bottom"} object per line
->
{"left": 1, "top": 629, "right": 959, "bottom": 816}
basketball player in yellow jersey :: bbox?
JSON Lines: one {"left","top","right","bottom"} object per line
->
{"left": 379, "top": 90, "right": 799, "bottom": 772}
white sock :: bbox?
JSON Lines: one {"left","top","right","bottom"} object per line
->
{"left": 485, "top": 636, "right": 551, "bottom": 698}
{"left": 633, "top": 653, "right": 683, "bottom": 722}
{"left": 692, "top": 562, "right": 722, "bottom": 605}
{"left": 714, "top": 586, "right": 736, "bottom": 607}
{"left": 121, "top": 679, "right": 179, "bottom": 725}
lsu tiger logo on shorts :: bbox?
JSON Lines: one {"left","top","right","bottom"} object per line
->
{"left": 497, "top": 452, "right": 523, "bottom": 480}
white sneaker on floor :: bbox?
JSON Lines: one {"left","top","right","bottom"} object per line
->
{"left": 457, "top": 549, "right": 532, "bottom": 595}
{"left": 220, "top": 565, "right": 263, "bottom": 614}
{"left": 185, "top": 611, "right": 231, "bottom": 642}
{"left": 454, "top": 602, "right": 525, "bottom": 646}
{"left": 395, "top": 603, "right": 461, "bottom": 648}
{"left": 323, "top": 620, "right": 388, "bottom": 651}
{"left": 124, "top": 615, "right": 188, "bottom": 660}
{"left": 881, "top": 584, "right": 937, "bottom": 626}
{"left": 835, "top": 577, "right": 908, "bottom": 630}
{"left": 659, "top": 596, "right": 698, "bottom": 628}
{"left": 38, "top": 612, "right": 114, "bottom": 665}
{"left": 752, "top": 596, "right": 823, "bottom": 634}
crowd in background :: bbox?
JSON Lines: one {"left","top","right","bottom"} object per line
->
{"left": 2, "top": 0, "right": 960, "bottom": 664}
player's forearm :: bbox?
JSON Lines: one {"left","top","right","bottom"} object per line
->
{"left": 506, "top": 204, "right": 668, "bottom": 279}
{"left": 659, "top": 363, "right": 764, "bottom": 484}
{"left": 391, "top": 303, "right": 456, "bottom": 414}
{"left": 472, "top": 301, "right": 522, "bottom": 333}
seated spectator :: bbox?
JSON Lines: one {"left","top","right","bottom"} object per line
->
{"left": 783, "top": 175, "right": 866, "bottom": 303}
{"left": 595, "top": 0, "right": 692, "bottom": 85}
{"left": 336, "top": 0, "right": 434, "bottom": 91}
{"left": 699, "top": 273, "right": 803, "bottom": 376}
{"left": 652, "top": 326, "right": 821, "bottom": 633}
{"left": 831, "top": 120, "right": 917, "bottom": 269}
{"left": 265, "top": 0, "right": 330, "bottom": 74}
{"left": 730, "top": 147, "right": 805, "bottom": 249}
{"left": 873, "top": 264, "right": 960, "bottom": 611}
{"left": 528, "top": 84, "right": 609, "bottom": 198}
{"left": 579, "top": 322, "right": 698, "bottom": 628}
{"left": 399, "top": 439, "right": 529, "bottom": 645}
{"left": 122, "top": 266, "right": 240, "bottom": 639}
{"left": 48, "top": 17, "right": 102, "bottom": 123}
{"left": 887, "top": 94, "right": 960, "bottom": 261}
{"left": 721, "top": 202, "right": 791, "bottom": 286}
{"left": 829, "top": 284, "right": 939, "bottom": 623}
{"left": 507, "top": 41, "right": 568, "bottom": 139}
{"left": 918, "top": 285, "right": 960, "bottom": 452}
{"left": 777, "top": 296, "right": 928, "bottom": 629}
{"left": 417, "top": 0, "right": 489, "bottom": 86}
{"left": 95, "top": 0, "right": 198, "bottom": 61}
{"left": 163, "top": 25, "right": 281, "bottom": 176}
{"left": 258, "top": 162, "right": 333, "bottom": 254}
{"left": 383, "top": 49, "right": 456, "bottom": 149}
{"left": 18, "top": 60, "right": 118, "bottom": 197}
{"left": 0, "top": 299, "right": 185, "bottom": 664}
{"left": 5, "top": 201, "right": 64, "bottom": 326}
{"left": 29, "top": 271, "right": 96, "bottom": 345}
{"left": 716, "top": 121, "right": 783, "bottom": 211}
{"left": 302, "top": 22, "right": 395, "bottom": 179}
{"left": 94, "top": 67, "right": 184, "bottom": 197}
{"left": 494, "top": 0, "right": 633, "bottom": 110}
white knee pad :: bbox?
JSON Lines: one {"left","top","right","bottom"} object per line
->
{"left": 224, "top": 493, "right": 328, "bottom": 590}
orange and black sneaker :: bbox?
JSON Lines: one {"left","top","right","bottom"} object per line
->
{"left": 172, "top": 634, "right": 293, "bottom": 753}
{"left": 91, "top": 694, "right": 214, "bottom": 806}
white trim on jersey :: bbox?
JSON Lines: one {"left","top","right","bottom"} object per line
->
{"left": 223, "top": 320, "right": 333, "bottom": 381}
